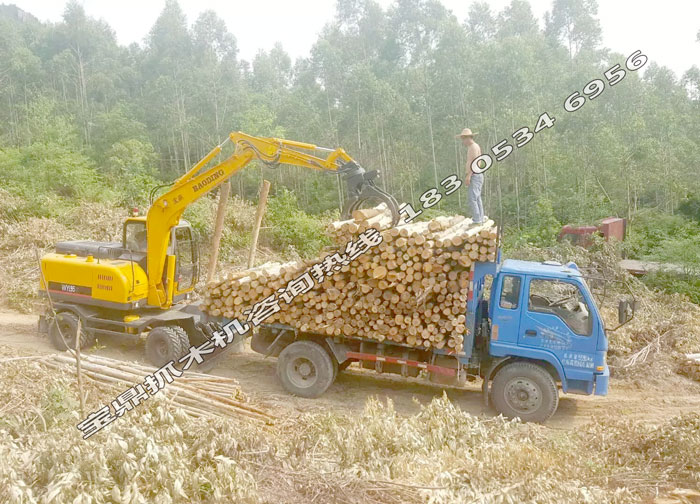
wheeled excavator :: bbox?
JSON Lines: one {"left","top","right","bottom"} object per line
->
{"left": 38, "top": 132, "right": 400, "bottom": 367}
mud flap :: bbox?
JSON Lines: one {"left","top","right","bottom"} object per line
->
{"left": 324, "top": 338, "right": 351, "bottom": 365}
{"left": 481, "top": 357, "right": 511, "bottom": 407}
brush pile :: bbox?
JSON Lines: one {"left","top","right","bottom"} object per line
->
{"left": 2, "top": 356, "right": 699, "bottom": 504}
{"left": 678, "top": 354, "right": 700, "bottom": 382}
{"left": 202, "top": 206, "right": 497, "bottom": 351}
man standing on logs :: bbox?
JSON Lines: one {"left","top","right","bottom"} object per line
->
{"left": 457, "top": 128, "right": 485, "bottom": 225}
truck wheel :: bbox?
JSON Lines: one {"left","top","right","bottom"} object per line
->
{"left": 146, "top": 326, "right": 189, "bottom": 367}
{"left": 491, "top": 362, "right": 559, "bottom": 423}
{"left": 49, "top": 311, "right": 95, "bottom": 350}
{"left": 277, "top": 341, "right": 335, "bottom": 398}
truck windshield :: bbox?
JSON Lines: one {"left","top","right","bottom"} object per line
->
{"left": 528, "top": 279, "right": 592, "bottom": 336}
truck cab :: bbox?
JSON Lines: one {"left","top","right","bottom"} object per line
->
{"left": 471, "top": 259, "right": 609, "bottom": 421}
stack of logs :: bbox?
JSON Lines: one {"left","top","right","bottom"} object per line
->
{"left": 41, "top": 353, "right": 275, "bottom": 423}
{"left": 203, "top": 206, "right": 498, "bottom": 352}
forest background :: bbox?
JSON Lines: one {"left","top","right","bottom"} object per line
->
{"left": 1, "top": 0, "right": 699, "bottom": 303}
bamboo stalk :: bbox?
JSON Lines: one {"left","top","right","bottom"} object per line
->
{"left": 75, "top": 317, "right": 85, "bottom": 418}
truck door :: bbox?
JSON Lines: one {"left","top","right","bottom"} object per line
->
{"left": 491, "top": 274, "right": 523, "bottom": 343}
{"left": 519, "top": 277, "right": 597, "bottom": 383}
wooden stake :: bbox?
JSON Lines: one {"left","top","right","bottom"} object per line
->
{"left": 35, "top": 247, "right": 85, "bottom": 412}
{"left": 248, "top": 180, "right": 271, "bottom": 269}
{"left": 207, "top": 179, "right": 231, "bottom": 283}
{"left": 74, "top": 317, "right": 85, "bottom": 417}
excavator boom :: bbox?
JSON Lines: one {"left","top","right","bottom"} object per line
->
{"left": 146, "top": 132, "right": 400, "bottom": 308}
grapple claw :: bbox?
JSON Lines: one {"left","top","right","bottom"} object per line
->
{"left": 339, "top": 162, "right": 400, "bottom": 226}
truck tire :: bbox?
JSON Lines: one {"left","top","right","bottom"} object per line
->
{"left": 146, "top": 326, "right": 189, "bottom": 367}
{"left": 277, "top": 341, "right": 335, "bottom": 398}
{"left": 491, "top": 362, "right": 559, "bottom": 423}
{"left": 49, "top": 311, "right": 95, "bottom": 350}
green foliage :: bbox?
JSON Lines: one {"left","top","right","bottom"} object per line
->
{"left": 678, "top": 196, "right": 700, "bottom": 222}
{"left": 266, "top": 189, "right": 331, "bottom": 257}
{"left": 622, "top": 212, "right": 700, "bottom": 303}
{"left": 181, "top": 197, "right": 213, "bottom": 237}
{"left": 40, "top": 384, "right": 78, "bottom": 427}
{"left": 504, "top": 197, "right": 562, "bottom": 249}
{"left": 1, "top": 0, "right": 698, "bottom": 228}
{"left": 104, "top": 139, "right": 160, "bottom": 207}
{"left": 90, "top": 106, "right": 151, "bottom": 164}
{"left": 624, "top": 213, "right": 700, "bottom": 262}
{"left": 0, "top": 141, "right": 111, "bottom": 218}
{"left": 643, "top": 271, "right": 700, "bottom": 305}
{"left": 650, "top": 237, "right": 700, "bottom": 276}
{"left": 21, "top": 96, "right": 79, "bottom": 147}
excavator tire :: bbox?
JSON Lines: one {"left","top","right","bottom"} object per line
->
{"left": 146, "top": 326, "right": 190, "bottom": 367}
{"left": 49, "top": 311, "right": 95, "bottom": 350}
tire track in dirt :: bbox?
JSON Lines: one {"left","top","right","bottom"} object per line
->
{"left": 1, "top": 309, "right": 698, "bottom": 428}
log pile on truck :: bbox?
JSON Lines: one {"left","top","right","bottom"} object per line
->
{"left": 202, "top": 206, "right": 497, "bottom": 352}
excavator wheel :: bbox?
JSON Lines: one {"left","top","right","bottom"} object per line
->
{"left": 49, "top": 311, "right": 95, "bottom": 350}
{"left": 145, "top": 325, "right": 190, "bottom": 367}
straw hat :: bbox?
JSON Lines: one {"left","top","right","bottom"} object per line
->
{"left": 456, "top": 128, "right": 475, "bottom": 138}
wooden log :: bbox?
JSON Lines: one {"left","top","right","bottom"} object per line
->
{"left": 205, "top": 213, "right": 497, "bottom": 351}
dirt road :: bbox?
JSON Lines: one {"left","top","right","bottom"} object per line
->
{"left": 2, "top": 309, "right": 698, "bottom": 428}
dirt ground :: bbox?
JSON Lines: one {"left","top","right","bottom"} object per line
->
{"left": 1, "top": 308, "right": 699, "bottom": 430}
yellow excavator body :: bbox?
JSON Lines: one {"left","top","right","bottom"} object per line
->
{"left": 40, "top": 252, "right": 149, "bottom": 309}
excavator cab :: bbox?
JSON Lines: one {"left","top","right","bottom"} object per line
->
{"left": 172, "top": 224, "right": 199, "bottom": 293}
{"left": 122, "top": 217, "right": 199, "bottom": 300}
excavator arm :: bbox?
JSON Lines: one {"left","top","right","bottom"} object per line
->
{"left": 146, "top": 131, "right": 400, "bottom": 308}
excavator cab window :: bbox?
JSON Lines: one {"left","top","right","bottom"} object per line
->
{"left": 174, "top": 224, "right": 198, "bottom": 291}
{"left": 124, "top": 221, "right": 148, "bottom": 253}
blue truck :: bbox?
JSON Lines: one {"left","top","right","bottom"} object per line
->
{"left": 248, "top": 252, "right": 631, "bottom": 423}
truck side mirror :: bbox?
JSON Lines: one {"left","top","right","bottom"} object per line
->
{"left": 618, "top": 299, "right": 633, "bottom": 324}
